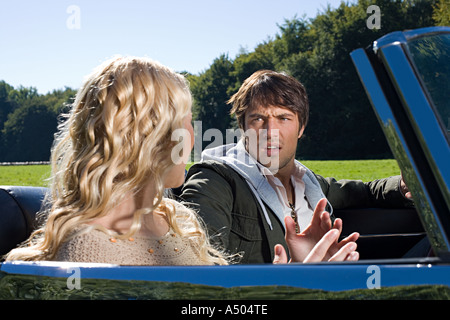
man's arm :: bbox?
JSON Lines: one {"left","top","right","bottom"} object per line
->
{"left": 179, "top": 163, "right": 235, "bottom": 249}
{"left": 316, "top": 175, "right": 414, "bottom": 210}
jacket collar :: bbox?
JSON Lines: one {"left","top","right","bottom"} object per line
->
{"left": 201, "top": 140, "right": 330, "bottom": 229}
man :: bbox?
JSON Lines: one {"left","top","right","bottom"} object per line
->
{"left": 180, "top": 70, "right": 412, "bottom": 264}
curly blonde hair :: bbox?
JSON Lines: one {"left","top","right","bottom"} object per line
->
{"left": 5, "top": 56, "right": 229, "bottom": 265}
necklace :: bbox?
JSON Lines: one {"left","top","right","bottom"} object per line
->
{"left": 288, "top": 201, "right": 300, "bottom": 233}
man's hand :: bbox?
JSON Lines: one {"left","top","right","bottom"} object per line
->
{"left": 273, "top": 198, "right": 359, "bottom": 264}
{"left": 400, "top": 173, "right": 412, "bottom": 200}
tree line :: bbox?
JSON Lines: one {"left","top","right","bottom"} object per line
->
{"left": 0, "top": 82, "right": 76, "bottom": 162}
{"left": 0, "top": 0, "right": 448, "bottom": 162}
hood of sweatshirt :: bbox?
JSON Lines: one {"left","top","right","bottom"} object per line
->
{"left": 200, "top": 140, "right": 330, "bottom": 230}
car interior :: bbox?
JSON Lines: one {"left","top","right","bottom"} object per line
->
{"left": 0, "top": 184, "right": 429, "bottom": 261}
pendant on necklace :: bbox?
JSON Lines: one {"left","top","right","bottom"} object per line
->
{"left": 288, "top": 202, "right": 300, "bottom": 233}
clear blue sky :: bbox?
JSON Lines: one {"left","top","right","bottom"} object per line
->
{"left": 0, "top": 0, "right": 351, "bottom": 94}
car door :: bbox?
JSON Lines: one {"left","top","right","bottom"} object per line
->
{"left": 350, "top": 26, "right": 450, "bottom": 260}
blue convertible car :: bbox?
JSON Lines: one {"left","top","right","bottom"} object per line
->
{"left": 0, "top": 26, "right": 449, "bottom": 300}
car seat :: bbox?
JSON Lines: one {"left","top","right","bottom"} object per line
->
{"left": 0, "top": 186, "right": 48, "bottom": 258}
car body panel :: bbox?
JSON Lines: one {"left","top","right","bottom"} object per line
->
{"left": 1, "top": 259, "right": 449, "bottom": 299}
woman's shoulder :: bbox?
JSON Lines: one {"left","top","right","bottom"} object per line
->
{"left": 53, "top": 226, "right": 120, "bottom": 263}
{"left": 52, "top": 224, "right": 209, "bottom": 265}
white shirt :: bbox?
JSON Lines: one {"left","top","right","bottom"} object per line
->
{"left": 256, "top": 162, "right": 314, "bottom": 232}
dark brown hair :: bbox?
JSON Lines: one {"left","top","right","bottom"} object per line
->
{"left": 228, "top": 70, "right": 309, "bottom": 131}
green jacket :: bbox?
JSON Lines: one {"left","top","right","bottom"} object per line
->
{"left": 180, "top": 142, "right": 411, "bottom": 264}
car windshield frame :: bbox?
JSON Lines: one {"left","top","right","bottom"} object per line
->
{"left": 404, "top": 32, "right": 450, "bottom": 142}
{"left": 351, "top": 27, "right": 450, "bottom": 259}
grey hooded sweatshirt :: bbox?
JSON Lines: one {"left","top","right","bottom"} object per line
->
{"left": 199, "top": 140, "right": 331, "bottom": 231}
{"left": 180, "top": 140, "right": 410, "bottom": 263}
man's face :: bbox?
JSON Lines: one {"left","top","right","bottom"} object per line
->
{"left": 244, "top": 104, "right": 304, "bottom": 174}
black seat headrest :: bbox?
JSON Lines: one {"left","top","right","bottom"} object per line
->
{"left": 0, "top": 186, "right": 49, "bottom": 257}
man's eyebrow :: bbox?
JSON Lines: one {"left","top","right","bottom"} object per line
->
{"left": 276, "top": 113, "right": 295, "bottom": 118}
{"left": 247, "top": 113, "right": 266, "bottom": 119}
{"left": 247, "top": 111, "right": 296, "bottom": 119}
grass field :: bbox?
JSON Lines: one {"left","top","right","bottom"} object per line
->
{"left": 0, "top": 159, "right": 400, "bottom": 187}
{"left": 0, "top": 165, "right": 52, "bottom": 187}
{"left": 299, "top": 159, "right": 400, "bottom": 182}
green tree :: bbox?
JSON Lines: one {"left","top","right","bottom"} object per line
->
{"left": 0, "top": 83, "right": 76, "bottom": 162}
{"left": 231, "top": 41, "right": 276, "bottom": 93}
{"left": 0, "top": 81, "right": 18, "bottom": 132}
{"left": 190, "top": 54, "right": 235, "bottom": 149}
{"left": 2, "top": 103, "right": 58, "bottom": 161}
{"left": 433, "top": 0, "right": 450, "bottom": 26}
{"left": 275, "top": 0, "right": 436, "bottom": 159}
{"left": 41, "top": 87, "right": 77, "bottom": 113}
{"left": 7, "top": 85, "right": 39, "bottom": 107}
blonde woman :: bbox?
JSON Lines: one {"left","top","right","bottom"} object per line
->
{"left": 5, "top": 56, "right": 228, "bottom": 265}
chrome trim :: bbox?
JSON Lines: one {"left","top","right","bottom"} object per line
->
{"left": 357, "top": 232, "right": 427, "bottom": 239}
{"left": 373, "top": 27, "right": 450, "bottom": 52}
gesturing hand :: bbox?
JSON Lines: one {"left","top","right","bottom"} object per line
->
{"left": 273, "top": 198, "right": 359, "bottom": 264}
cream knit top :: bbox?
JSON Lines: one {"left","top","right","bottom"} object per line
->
{"left": 53, "top": 227, "right": 210, "bottom": 266}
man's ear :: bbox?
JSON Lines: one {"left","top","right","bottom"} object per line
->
{"left": 298, "top": 126, "right": 305, "bottom": 139}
